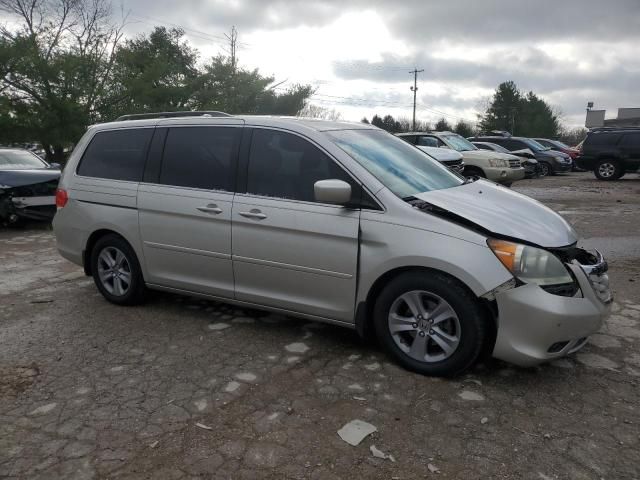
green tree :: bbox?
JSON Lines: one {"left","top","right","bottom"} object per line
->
{"left": 0, "top": 0, "right": 124, "bottom": 162}
{"left": 105, "top": 27, "right": 199, "bottom": 117}
{"left": 479, "top": 81, "right": 560, "bottom": 137}
{"left": 370, "top": 114, "right": 384, "bottom": 129}
{"left": 453, "top": 120, "right": 474, "bottom": 138}
{"left": 191, "top": 54, "right": 312, "bottom": 115}
{"left": 361, "top": 117, "right": 370, "bottom": 124}
{"left": 434, "top": 118, "right": 453, "bottom": 131}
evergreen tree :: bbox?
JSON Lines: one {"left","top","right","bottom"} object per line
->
{"left": 434, "top": 118, "right": 453, "bottom": 131}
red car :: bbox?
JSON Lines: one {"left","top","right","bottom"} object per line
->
{"left": 534, "top": 138, "right": 580, "bottom": 159}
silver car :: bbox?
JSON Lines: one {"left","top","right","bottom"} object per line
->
{"left": 53, "top": 113, "right": 611, "bottom": 376}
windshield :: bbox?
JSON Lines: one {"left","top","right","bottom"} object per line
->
{"left": 442, "top": 134, "right": 477, "bottom": 152}
{"left": 482, "top": 142, "right": 509, "bottom": 153}
{"left": 327, "top": 129, "right": 464, "bottom": 199}
{"left": 522, "top": 138, "right": 550, "bottom": 151}
{"left": 0, "top": 150, "right": 47, "bottom": 169}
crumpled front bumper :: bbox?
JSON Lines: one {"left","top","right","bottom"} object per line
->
{"left": 492, "top": 250, "right": 611, "bottom": 367}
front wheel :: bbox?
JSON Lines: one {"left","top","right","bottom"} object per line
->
{"left": 90, "top": 234, "right": 146, "bottom": 305}
{"left": 373, "top": 272, "right": 486, "bottom": 377}
{"left": 539, "top": 162, "right": 552, "bottom": 177}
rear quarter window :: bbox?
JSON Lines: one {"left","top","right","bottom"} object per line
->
{"left": 77, "top": 128, "right": 153, "bottom": 181}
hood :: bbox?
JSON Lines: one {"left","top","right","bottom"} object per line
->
{"left": 413, "top": 179, "right": 578, "bottom": 248}
{"left": 416, "top": 146, "right": 463, "bottom": 162}
{"left": 461, "top": 149, "right": 513, "bottom": 161}
{"left": 0, "top": 169, "right": 61, "bottom": 189}
{"left": 548, "top": 149, "right": 570, "bottom": 159}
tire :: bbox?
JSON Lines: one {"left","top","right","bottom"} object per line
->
{"left": 90, "top": 234, "right": 146, "bottom": 305}
{"left": 594, "top": 159, "right": 623, "bottom": 181}
{"left": 373, "top": 272, "right": 485, "bottom": 377}
{"left": 464, "top": 166, "right": 485, "bottom": 178}
{"left": 539, "top": 162, "right": 552, "bottom": 177}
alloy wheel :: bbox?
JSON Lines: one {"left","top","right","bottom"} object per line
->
{"left": 97, "top": 246, "right": 132, "bottom": 296}
{"left": 597, "top": 162, "right": 616, "bottom": 179}
{"left": 540, "top": 163, "right": 550, "bottom": 177}
{"left": 388, "top": 290, "right": 461, "bottom": 363}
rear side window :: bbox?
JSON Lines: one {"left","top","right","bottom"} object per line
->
{"left": 159, "top": 127, "right": 241, "bottom": 191}
{"left": 246, "top": 129, "right": 358, "bottom": 203}
{"left": 77, "top": 128, "right": 153, "bottom": 181}
{"left": 500, "top": 139, "right": 525, "bottom": 150}
{"left": 416, "top": 136, "right": 439, "bottom": 147}
{"left": 620, "top": 133, "right": 640, "bottom": 147}
{"left": 586, "top": 133, "right": 621, "bottom": 146}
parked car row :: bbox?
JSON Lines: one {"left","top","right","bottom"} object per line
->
{"left": 397, "top": 131, "right": 526, "bottom": 186}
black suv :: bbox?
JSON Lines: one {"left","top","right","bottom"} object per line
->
{"left": 576, "top": 127, "right": 640, "bottom": 180}
{"left": 470, "top": 135, "right": 573, "bottom": 176}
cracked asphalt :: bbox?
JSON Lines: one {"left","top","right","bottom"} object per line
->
{"left": 1, "top": 172, "right": 639, "bottom": 480}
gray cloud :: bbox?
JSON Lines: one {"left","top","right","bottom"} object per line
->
{"left": 122, "top": 0, "right": 640, "bottom": 125}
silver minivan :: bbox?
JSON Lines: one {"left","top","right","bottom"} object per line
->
{"left": 53, "top": 113, "right": 611, "bottom": 376}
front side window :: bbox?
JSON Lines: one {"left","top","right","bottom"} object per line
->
{"left": 78, "top": 128, "right": 153, "bottom": 181}
{"left": 246, "top": 129, "right": 358, "bottom": 203}
{"left": 327, "top": 129, "right": 463, "bottom": 199}
{"left": 159, "top": 127, "right": 241, "bottom": 191}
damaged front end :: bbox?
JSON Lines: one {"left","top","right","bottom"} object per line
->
{"left": 489, "top": 245, "right": 612, "bottom": 366}
{"left": 0, "top": 177, "right": 59, "bottom": 225}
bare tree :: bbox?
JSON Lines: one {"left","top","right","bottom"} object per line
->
{"left": 298, "top": 103, "right": 343, "bottom": 121}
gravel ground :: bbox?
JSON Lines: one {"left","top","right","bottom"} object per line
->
{"left": 0, "top": 172, "right": 639, "bottom": 480}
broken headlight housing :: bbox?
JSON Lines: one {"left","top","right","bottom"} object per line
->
{"left": 487, "top": 239, "right": 574, "bottom": 287}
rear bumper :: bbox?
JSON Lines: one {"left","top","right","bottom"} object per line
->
{"left": 492, "top": 252, "right": 611, "bottom": 367}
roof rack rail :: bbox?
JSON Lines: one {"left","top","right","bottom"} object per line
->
{"left": 115, "top": 111, "right": 231, "bottom": 121}
{"left": 590, "top": 126, "right": 640, "bottom": 131}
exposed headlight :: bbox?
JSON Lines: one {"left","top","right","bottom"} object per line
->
{"left": 488, "top": 158, "right": 509, "bottom": 168}
{"left": 554, "top": 156, "right": 564, "bottom": 162}
{"left": 487, "top": 239, "right": 574, "bottom": 286}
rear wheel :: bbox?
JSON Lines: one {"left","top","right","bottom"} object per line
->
{"left": 90, "top": 234, "right": 146, "bottom": 305}
{"left": 373, "top": 272, "right": 485, "bottom": 377}
{"left": 594, "top": 159, "right": 623, "bottom": 180}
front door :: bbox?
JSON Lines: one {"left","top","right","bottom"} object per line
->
{"left": 232, "top": 128, "right": 361, "bottom": 322}
{"left": 138, "top": 123, "right": 242, "bottom": 297}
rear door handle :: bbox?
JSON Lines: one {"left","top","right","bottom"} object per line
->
{"left": 239, "top": 209, "right": 267, "bottom": 220}
{"left": 197, "top": 204, "right": 222, "bottom": 214}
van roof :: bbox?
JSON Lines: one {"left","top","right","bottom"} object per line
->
{"left": 92, "top": 114, "right": 376, "bottom": 133}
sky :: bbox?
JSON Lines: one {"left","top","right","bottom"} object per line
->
{"left": 11, "top": 0, "right": 640, "bottom": 128}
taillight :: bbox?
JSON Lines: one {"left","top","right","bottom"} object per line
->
{"left": 55, "top": 189, "right": 68, "bottom": 208}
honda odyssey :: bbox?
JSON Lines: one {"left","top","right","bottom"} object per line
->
{"left": 53, "top": 113, "right": 611, "bottom": 376}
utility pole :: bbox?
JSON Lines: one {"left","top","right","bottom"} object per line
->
{"left": 224, "top": 26, "right": 238, "bottom": 72}
{"left": 409, "top": 68, "right": 424, "bottom": 131}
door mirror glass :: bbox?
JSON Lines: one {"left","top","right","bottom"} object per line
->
{"left": 48, "top": 162, "right": 61, "bottom": 169}
{"left": 314, "top": 179, "right": 352, "bottom": 205}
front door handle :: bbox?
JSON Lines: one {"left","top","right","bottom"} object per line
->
{"left": 197, "top": 204, "right": 222, "bottom": 214}
{"left": 239, "top": 209, "right": 267, "bottom": 220}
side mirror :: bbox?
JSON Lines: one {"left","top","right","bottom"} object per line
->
{"left": 314, "top": 179, "right": 352, "bottom": 205}
{"left": 49, "top": 163, "right": 62, "bottom": 169}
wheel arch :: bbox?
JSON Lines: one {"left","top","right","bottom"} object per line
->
{"left": 355, "top": 266, "right": 497, "bottom": 352}
{"left": 83, "top": 229, "right": 134, "bottom": 275}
